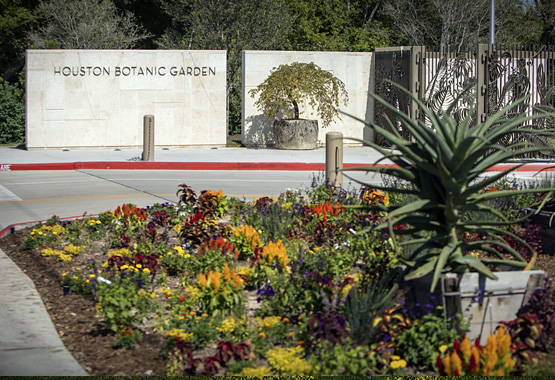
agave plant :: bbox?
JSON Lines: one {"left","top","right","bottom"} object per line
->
{"left": 346, "top": 85, "right": 555, "bottom": 291}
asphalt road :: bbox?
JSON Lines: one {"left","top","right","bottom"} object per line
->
{"left": 0, "top": 169, "right": 376, "bottom": 230}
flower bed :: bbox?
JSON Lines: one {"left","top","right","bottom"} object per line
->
{"left": 7, "top": 181, "right": 555, "bottom": 376}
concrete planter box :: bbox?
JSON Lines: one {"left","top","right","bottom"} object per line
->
{"left": 273, "top": 119, "right": 318, "bottom": 150}
{"left": 403, "top": 269, "right": 546, "bottom": 345}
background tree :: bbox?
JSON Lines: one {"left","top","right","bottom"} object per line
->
{"left": 382, "top": 0, "right": 531, "bottom": 51}
{"left": 112, "top": 0, "right": 170, "bottom": 48}
{"left": 531, "top": 0, "right": 555, "bottom": 44}
{"left": 284, "top": 0, "right": 391, "bottom": 51}
{"left": 496, "top": 0, "right": 544, "bottom": 44}
{"left": 158, "top": 0, "right": 293, "bottom": 135}
{"left": 0, "top": 78, "right": 25, "bottom": 144}
{"left": 0, "top": 0, "right": 37, "bottom": 81}
{"left": 28, "top": 0, "right": 149, "bottom": 49}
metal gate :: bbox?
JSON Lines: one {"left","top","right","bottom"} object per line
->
{"left": 374, "top": 44, "right": 555, "bottom": 157}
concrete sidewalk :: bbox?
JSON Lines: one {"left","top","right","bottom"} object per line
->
{"left": 0, "top": 247, "right": 88, "bottom": 375}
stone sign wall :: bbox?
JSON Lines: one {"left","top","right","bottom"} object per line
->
{"left": 242, "top": 50, "right": 374, "bottom": 147}
{"left": 26, "top": 50, "right": 227, "bottom": 149}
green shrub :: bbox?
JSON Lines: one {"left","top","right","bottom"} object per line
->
{"left": 0, "top": 79, "right": 25, "bottom": 144}
{"left": 395, "top": 310, "right": 467, "bottom": 369}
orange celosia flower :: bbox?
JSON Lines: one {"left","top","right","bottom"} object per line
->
{"left": 451, "top": 351, "right": 463, "bottom": 376}
{"left": 231, "top": 268, "right": 243, "bottom": 287}
{"left": 469, "top": 345, "right": 481, "bottom": 374}
{"left": 208, "top": 270, "right": 222, "bottom": 293}
{"left": 223, "top": 263, "right": 231, "bottom": 283}
{"left": 495, "top": 326, "right": 511, "bottom": 357}
{"left": 443, "top": 353, "right": 452, "bottom": 376}
{"left": 460, "top": 336, "right": 471, "bottom": 360}
{"left": 262, "top": 240, "right": 288, "bottom": 268}
{"left": 199, "top": 273, "right": 207, "bottom": 289}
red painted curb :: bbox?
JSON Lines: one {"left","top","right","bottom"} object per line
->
{"left": 3, "top": 161, "right": 329, "bottom": 171}
{"left": 0, "top": 161, "right": 553, "bottom": 172}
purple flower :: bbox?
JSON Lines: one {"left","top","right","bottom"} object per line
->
{"left": 256, "top": 284, "right": 275, "bottom": 299}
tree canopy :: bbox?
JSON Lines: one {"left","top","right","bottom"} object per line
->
{"left": 0, "top": 0, "right": 553, "bottom": 141}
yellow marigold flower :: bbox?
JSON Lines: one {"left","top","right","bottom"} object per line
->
{"left": 390, "top": 358, "right": 407, "bottom": 369}
{"left": 259, "top": 316, "right": 282, "bottom": 328}
{"left": 106, "top": 248, "right": 132, "bottom": 257}
{"left": 62, "top": 272, "right": 67, "bottom": 277}
{"left": 57, "top": 253, "right": 73, "bottom": 262}
{"left": 164, "top": 328, "right": 193, "bottom": 341}
{"left": 96, "top": 220, "right": 101, "bottom": 224}
{"left": 202, "top": 313, "right": 209, "bottom": 318}
{"left": 217, "top": 316, "right": 238, "bottom": 334}
{"left": 89, "top": 274, "right": 96, "bottom": 278}
{"left": 258, "top": 332, "right": 267, "bottom": 338}
{"left": 136, "top": 263, "right": 142, "bottom": 269}
{"left": 173, "top": 246, "right": 185, "bottom": 255}
{"left": 64, "top": 244, "right": 86, "bottom": 256}
{"left": 143, "top": 268, "right": 151, "bottom": 274}
{"left": 288, "top": 332, "right": 295, "bottom": 338}
{"left": 189, "top": 311, "right": 196, "bottom": 316}
{"left": 41, "top": 248, "right": 63, "bottom": 257}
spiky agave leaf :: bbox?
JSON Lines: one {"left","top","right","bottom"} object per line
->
{"left": 342, "top": 82, "right": 555, "bottom": 291}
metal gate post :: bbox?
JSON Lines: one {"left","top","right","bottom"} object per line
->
{"left": 410, "top": 46, "right": 425, "bottom": 122}
{"left": 477, "top": 44, "right": 491, "bottom": 123}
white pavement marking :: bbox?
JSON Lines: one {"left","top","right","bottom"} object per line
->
{"left": 0, "top": 185, "right": 22, "bottom": 202}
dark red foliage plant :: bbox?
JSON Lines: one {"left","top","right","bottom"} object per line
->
{"left": 519, "top": 278, "right": 555, "bottom": 351}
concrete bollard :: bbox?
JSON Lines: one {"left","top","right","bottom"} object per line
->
{"left": 325, "top": 132, "right": 343, "bottom": 187}
{"left": 142, "top": 115, "right": 154, "bottom": 161}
